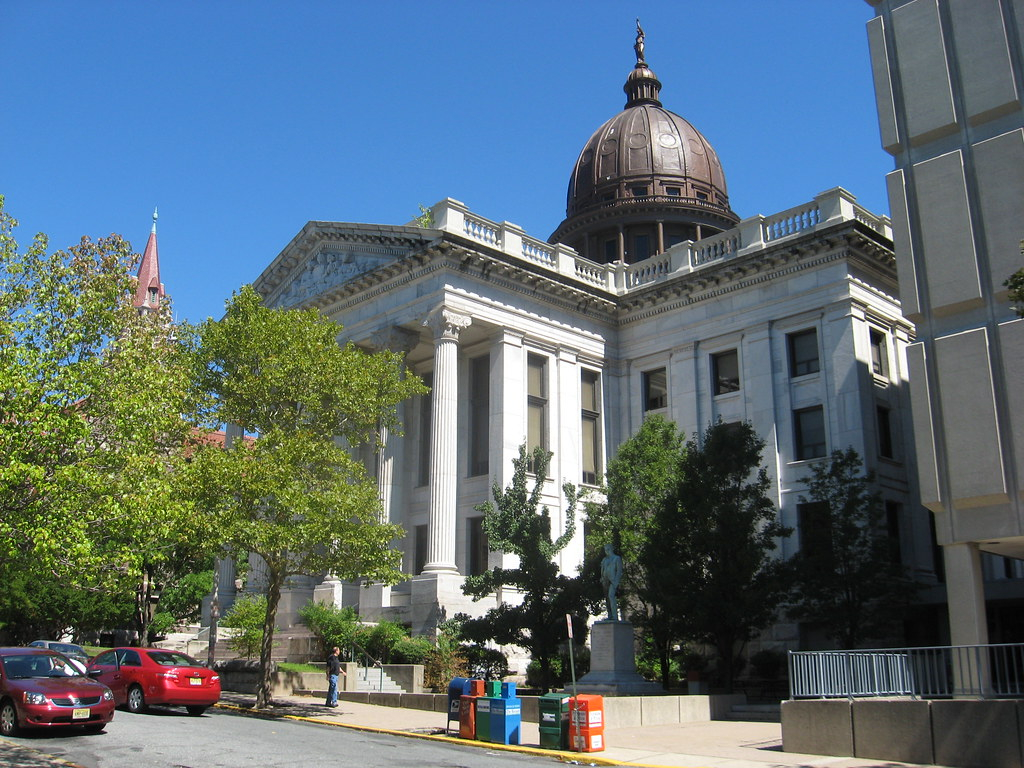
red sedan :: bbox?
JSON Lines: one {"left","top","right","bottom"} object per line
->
{"left": 87, "top": 648, "right": 220, "bottom": 716}
{"left": 0, "top": 647, "right": 115, "bottom": 736}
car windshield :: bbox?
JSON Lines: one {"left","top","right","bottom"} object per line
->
{"left": 148, "top": 651, "right": 204, "bottom": 668}
{"left": 48, "top": 643, "right": 85, "bottom": 656}
{"left": 2, "top": 653, "right": 83, "bottom": 678}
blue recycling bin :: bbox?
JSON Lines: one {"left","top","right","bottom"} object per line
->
{"left": 489, "top": 695, "right": 522, "bottom": 745}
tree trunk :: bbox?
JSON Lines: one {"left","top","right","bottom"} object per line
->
{"left": 255, "top": 569, "right": 282, "bottom": 709}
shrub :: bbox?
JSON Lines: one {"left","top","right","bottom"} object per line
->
{"left": 220, "top": 594, "right": 268, "bottom": 659}
{"left": 391, "top": 635, "right": 434, "bottom": 665}
{"left": 423, "top": 624, "right": 467, "bottom": 690}
{"left": 298, "top": 602, "right": 365, "bottom": 659}
{"left": 365, "top": 620, "right": 409, "bottom": 663}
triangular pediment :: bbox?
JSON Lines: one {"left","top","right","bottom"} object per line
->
{"left": 259, "top": 223, "right": 434, "bottom": 309}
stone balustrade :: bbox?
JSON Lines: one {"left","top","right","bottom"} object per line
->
{"left": 427, "top": 187, "right": 890, "bottom": 295}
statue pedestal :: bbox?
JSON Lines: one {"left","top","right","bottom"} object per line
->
{"left": 572, "top": 620, "right": 662, "bottom": 695}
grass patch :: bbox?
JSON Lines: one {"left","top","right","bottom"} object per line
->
{"left": 278, "top": 662, "right": 322, "bottom": 673}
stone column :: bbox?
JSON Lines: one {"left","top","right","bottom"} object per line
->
{"left": 423, "top": 308, "right": 471, "bottom": 573}
{"left": 944, "top": 542, "right": 991, "bottom": 695}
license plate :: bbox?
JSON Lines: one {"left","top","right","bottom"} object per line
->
{"left": 190, "top": 677, "right": 202, "bottom": 686}
{"left": 72, "top": 708, "right": 90, "bottom": 720}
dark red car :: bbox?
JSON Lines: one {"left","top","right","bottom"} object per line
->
{"left": 87, "top": 648, "right": 220, "bottom": 716}
{"left": 0, "top": 647, "right": 115, "bottom": 736}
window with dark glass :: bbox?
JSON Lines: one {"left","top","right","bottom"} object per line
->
{"left": 788, "top": 328, "right": 820, "bottom": 377}
{"left": 695, "top": 190, "right": 709, "bottom": 201}
{"left": 712, "top": 350, "right": 740, "bottom": 395}
{"left": 797, "top": 501, "right": 832, "bottom": 559}
{"left": 527, "top": 354, "right": 548, "bottom": 458}
{"left": 604, "top": 239, "right": 617, "bottom": 262}
{"left": 794, "top": 406, "right": 826, "bottom": 460}
{"left": 414, "top": 524, "right": 428, "bottom": 574}
{"left": 877, "top": 404, "right": 894, "bottom": 458}
{"left": 468, "top": 516, "right": 489, "bottom": 576}
{"left": 870, "top": 329, "right": 889, "bottom": 378}
{"left": 642, "top": 368, "right": 667, "bottom": 411}
{"left": 633, "top": 234, "right": 650, "bottom": 261}
{"left": 631, "top": 186, "right": 647, "bottom": 197}
{"left": 581, "top": 369, "right": 601, "bottom": 485}
{"left": 468, "top": 355, "right": 489, "bottom": 477}
{"left": 417, "top": 373, "right": 433, "bottom": 486}
{"left": 885, "top": 500, "right": 903, "bottom": 564}
{"left": 665, "top": 187, "right": 681, "bottom": 197}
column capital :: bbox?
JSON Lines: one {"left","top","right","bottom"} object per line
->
{"left": 425, "top": 307, "right": 472, "bottom": 341}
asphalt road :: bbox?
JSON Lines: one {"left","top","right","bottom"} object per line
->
{"left": 0, "top": 705, "right": 564, "bottom": 768}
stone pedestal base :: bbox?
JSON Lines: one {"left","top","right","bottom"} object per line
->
{"left": 573, "top": 620, "right": 662, "bottom": 695}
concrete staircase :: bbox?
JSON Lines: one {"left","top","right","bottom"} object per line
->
{"left": 354, "top": 665, "right": 404, "bottom": 693}
{"left": 725, "top": 703, "right": 781, "bottom": 722}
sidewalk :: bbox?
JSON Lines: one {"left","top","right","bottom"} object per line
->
{"left": 218, "top": 692, "right": 943, "bottom": 768}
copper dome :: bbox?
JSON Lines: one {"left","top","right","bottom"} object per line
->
{"left": 551, "top": 26, "right": 738, "bottom": 263}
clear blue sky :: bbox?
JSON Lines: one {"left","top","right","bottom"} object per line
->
{"left": 2, "top": 1, "right": 890, "bottom": 325}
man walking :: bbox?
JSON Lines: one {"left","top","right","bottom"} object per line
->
{"left": 325, "top": 646, "right": 344, "bottom": 707}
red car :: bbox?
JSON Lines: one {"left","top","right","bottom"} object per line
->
{"left": 87, "top": 648, "right": 220, "bottom": 716}
{"left": 0, "top": 647, "right": 115, "bottom": 736}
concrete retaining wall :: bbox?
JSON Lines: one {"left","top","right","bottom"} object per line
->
{"left": 781, "top": 699, "right": 1024, "bottom": 768}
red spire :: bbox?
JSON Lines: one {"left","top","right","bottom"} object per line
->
{"left": 134, "top": 207, "right": 165, "bottom": 312}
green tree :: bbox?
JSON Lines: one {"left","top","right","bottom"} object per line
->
{"left": 460, "top": 445, "right": 587, "bottom": 691}
{"left": 786, "top": 448, "right": 919, "bottom": 648}
{"left": 585, "top": 415, "right": 686, "bottom": 687}
{"left": 186, "top": 285, "right": 426, "bottom": 708}
{"left": 657, "top": 421, "right": 792, "bottom": 691}
{"left": 0, "top": 197, "right": 205, "bottom": 639}
{"left": 221, "top": 594, "right": 268, "bottom": 659}
{"left": 1006, "top": 256, "right": 1024, "bottom": 318}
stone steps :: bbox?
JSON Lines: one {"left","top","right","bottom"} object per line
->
{"left": 725, "top": 703, "right": 781, "bottom": 722}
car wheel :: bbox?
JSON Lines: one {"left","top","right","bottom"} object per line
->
{"left": 126, "top": 685, "right": 147, "bottom": 714}
{"left": 185, "top": 706, "right": 207, "bottom": 717}
{"left": 0, "top": 700, "right": 19, "bottom": 737}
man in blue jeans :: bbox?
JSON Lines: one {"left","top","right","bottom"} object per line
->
{"left": 325, "top": 646, "right": 343, "bottom": 707}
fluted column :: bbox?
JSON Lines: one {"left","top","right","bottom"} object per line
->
{"left": 423, "top": 308, "right": 471, "bottom": 573}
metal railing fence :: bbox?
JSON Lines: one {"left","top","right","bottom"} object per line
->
{"left": 789, "top": 643, "right": 1024, "bottom": 700}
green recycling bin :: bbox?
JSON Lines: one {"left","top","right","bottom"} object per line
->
{"left": 538, "top": 691, "right": 571, "bottom": 749}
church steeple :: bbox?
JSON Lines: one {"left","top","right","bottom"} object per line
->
{"left": 134, "top": 207, "right": 165, "bottom": 313}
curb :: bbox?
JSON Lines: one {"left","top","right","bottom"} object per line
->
{"left": 213, "top": 702, "right": 626, "bottom": 766}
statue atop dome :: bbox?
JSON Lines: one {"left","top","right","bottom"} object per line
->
{"left": 634, "top": 19, "right": 646, "bottom": 65}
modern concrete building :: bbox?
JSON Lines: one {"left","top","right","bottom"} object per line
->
{"left": 212, "top": 31, "right": 946, "bottom": 654}
{"left": 865, "top": 0, "right": 1024, "bottom": 646}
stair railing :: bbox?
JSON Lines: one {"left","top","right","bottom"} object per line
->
{"left": 348, "top": 642, "right": 385, "bottom": 692}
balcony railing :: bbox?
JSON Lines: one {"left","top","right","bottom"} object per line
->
{"left": 426, "top": 187, "right": 891, "bottom": 296}
{"left": 789, "top": 644, "right": 1024, "bottom": 700}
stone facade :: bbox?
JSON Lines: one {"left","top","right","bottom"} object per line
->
{"left": 866, "top": 0, "right": 1024, "bottom": 645}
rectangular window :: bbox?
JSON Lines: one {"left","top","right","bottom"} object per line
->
{"left": 642, "top": 368, "right": 667, "bottom": 411}
{"left": 417, "top": 373, "right": 433, "bottom": 487}
{"left": 885, "top": 500, "right": 903, "bottom": 564}
{"left": 604, "top": 239, "right": 617, "bottom": 262}
{"left": 414, "top": 524, "right": 428, "bottom": 574}
{"left": 788, "top": 328, "right": 820, "bottom": 377}
{"left": 665, "top": 186, "right": 681, "bottom": 197}
{"left": 631, "top": 186, "right": 647, "bottom": 197}
{"left": 797, "top": 501, "right": 832, "bottom": 559}
{"left": 870, "top": 329, "right": 889, "bottom": 378}
{"left": 633, "top": 234, "right": 650, "bottom": 261}
{"left": 467, "top": 517, "right": 488, "bottom": 576}
{"left": 877, "top": 404, "right": 894, "bottom": 458}
{"left": 527, "top": 354, "right": 548, "bottom": 458}
{"left": 712, "top": 350, "right": 740, "bottom": 395}
{"left": 581, "top": 369, "right": 601, "bottom": 485}
{"left": 695, "top": 190, "right": 709, "bottom": 201}
{"left": 794, "top": 406, "right": 826, "bottom": 460}
{"left": 468, "top": 355, "right": 489, "bottom": 476}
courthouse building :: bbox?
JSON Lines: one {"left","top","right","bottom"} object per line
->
{"left": 221, "top": 32, "right": 948, "bottom": 648}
